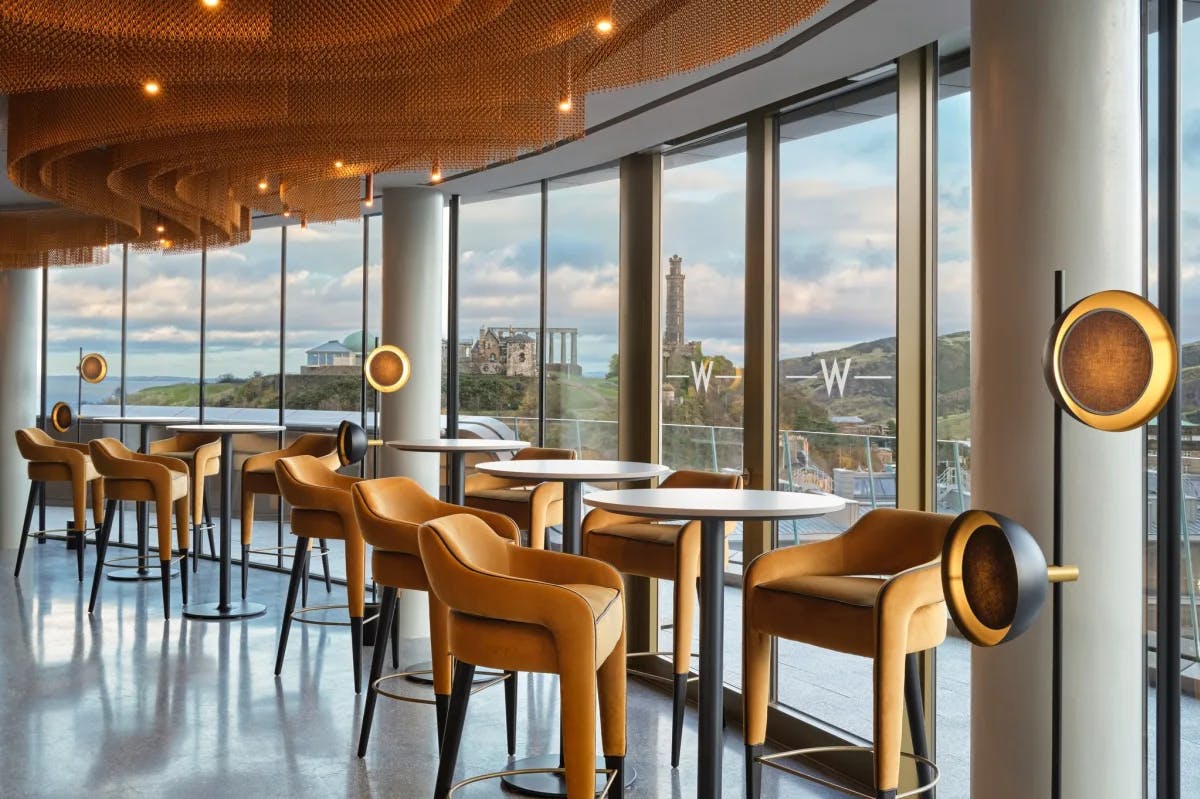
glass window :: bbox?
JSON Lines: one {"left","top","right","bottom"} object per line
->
{"left": 935, "top": 62, "right": 972, "bottom": 798}
{"left": 456, "top": 190, "right": 542, "bottom": 445}
{"left": 774, "top": 83, "right": 897, "bottom": 737}
{"left": 545, "top": 169, "right": 620, "bottom": 458}
{"left": 659, "top": 130, "right": 747, "bottom": 687}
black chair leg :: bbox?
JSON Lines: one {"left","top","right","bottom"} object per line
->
{"left": 68, "top": 522, "right": 85, "bottom": 582}
{"left": 434, "top": 661, "right": 477, "bottom": 799}
{"left": 275, "top": 536, "right": 308, "bottom": 676}
{"left": 160, "top": 560, "right": 171, "bottom": 618}
{"left": 204, "top": 496, "right": 215, "bottom": 559}
{"left": 745, "top": 744, "right": 762, "bottom": 799}
{"left": 351, "top": 615, "right": 364, "bottom": 694}
{"left": 391, "top": 595, "right": 401, "bottom": 669}
{"left": 301, "top": 547, "right": 310, "bottom": 609}
{"left": 435, "top": 694, "right": 449, "bottom": 750}
{"left": 179, "top": 548, "right": 189, "bottom": 605}
{"left": 14, "top": 482, "right": 37, "bottom": 577}
{"left": 504, "top": 671, "right": 518, "bottom": 756}
{"left": 357, "top": 586, "right": 397, "bottom": 757}
{"left": 192, "top": 523, "right": 200, "bottom": 573}
{"left": 241, "top": 544, "right": 250, "bottom": 600}
{"left": 671, "top": 672, "right": 687, "bottom": 768}
{"left": 319, "top": 538, "right": 332, "bottom": 592}
{"left": 88, "top": 500, "right": 117, "bottom": 613}
{"left": 604, "top": 755, "right": 625, "bottom": 799}
{"left": 904, "top": 652, "right": 933, "bottom": 796}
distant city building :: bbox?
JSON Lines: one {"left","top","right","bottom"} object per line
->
{"left": 303, "top": 339, "right": 361, "bottom": 374}
{"left": 456, "top": 325, "right": 581, "bottom": 377}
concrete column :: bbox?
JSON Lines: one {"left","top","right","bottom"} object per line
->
{"left": 380, "top": 187, "right": 444, "bottom": 637}
{"left": 971, "top": 2, "right": 1141, "bottom": 798}
{"left": 0, "top": 269, "right": 39, "bottom": 550}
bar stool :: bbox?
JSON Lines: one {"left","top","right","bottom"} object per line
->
{"left": 419, "top": 513, "right": 627, "bottom": 799}
{"left": 742, "top": 509, "right": 950, "bottom": 799}
{"left": 240, "top": 433, "right": 339, "bottom": 600}
{"left": 351, "top": 476, "right": 521, "bottom": 757}
{"left": 273, "top": 454, "right": 367, "bottom": 693}
{"left": 582, "top": 468, "right": 742, "bottom": 767}
{"left": 149, "top": 432, "right": 219, "bottom": 569}
{"left": 86, "top": 438, "right": 190, "bottom": 618}
{"left": 13, "top": 427, "right": 106, "bottom": 580}
{"left": 463, "top": 446, "right": 576, "bottom": 549}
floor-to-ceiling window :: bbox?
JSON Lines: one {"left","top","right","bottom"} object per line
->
{"left": 124, "top": 246, "right": 202, "bottom": 415}
{"left": 456, "top": 189, "right": 542, "bottom": 444}
{"left": 774, "top": 79, "right": 898, "bottom": 740}
{"left": 659, "top": 130, "right": 747, "bottom": 685}
{"left": 545, "top": 169, "right": 620, "bottom": 458}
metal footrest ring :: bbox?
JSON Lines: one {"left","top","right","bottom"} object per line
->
{"left": 757, "top": 745, "right": 939, "bottom": 799}
{"left": 373, "top": 668, "right": 508, "bottom": 707}
{"left": 102, "top": 552, "right": 184, "bottom": 569}
{"left": 248, "top": 544, "right": 331, "bottom": 559}
{"left": 289, "top": 603, "right": 380, "bottom": 627}
{"left": 449, "top": 765, "right": 618, "bottom": 798}
{"left": 625, "top": 650, "right": 700, "bottom": 686}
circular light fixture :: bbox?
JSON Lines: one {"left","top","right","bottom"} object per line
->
{"left": 596, "top": 18, "right": 614, "bottom": 33}
{"left": 364, "top": 344, "right": 412, "bottom": 393}
{"left": 1043, "top": 289, "right": 1177, "bottom": 432}
{"left": 142, "top": 81, "right": 161, "bottom": 96}
{"left": 50, "top": 401, "right": 74, "bottom": 433}
{"left": 79, "top": 352, "right": 108, "bottom": 383}
{"left": 941, "top": 510, "right": 1077, "bottom": 648}
{"left": 337, "top": 420, "right": 369, "bottom": 467}
{"left": 333, "top": 160, "right": 344, "bottom": 169}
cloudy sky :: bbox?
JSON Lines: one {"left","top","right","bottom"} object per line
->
{"left": 44, "top": 27, "right": 1200, "bottom": 385}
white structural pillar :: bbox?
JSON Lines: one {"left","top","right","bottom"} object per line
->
{"left": 0, "top": 269, "right": 39, "bottom": 550}
{"left": 971, "top": 2, "right": 1142, "bottom": 798}
{"left": 380, "top": 187, "right": 444, "bottom": 637}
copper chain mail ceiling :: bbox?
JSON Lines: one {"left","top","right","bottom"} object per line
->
{"left": 0, "top": 0, "right": 828, "bottom": 268}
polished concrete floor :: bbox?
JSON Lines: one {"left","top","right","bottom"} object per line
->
{"left": 1, "top": 538, "right": 845, "bottom": 799}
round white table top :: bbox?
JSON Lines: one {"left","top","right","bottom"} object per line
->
{"left": 583, "top": 488, "right": 845, "bottom": 520}
{"left": 385, "top": 438, "right": 531, "bottom": 453}
{"left": 90, "top": 415, "right": 198, "bottom": 425}
{"left": 167, "top": 423, "right": 287, "bottom": 434}
{"left": 476, "top": 459, "right": 669, "bottom": 482}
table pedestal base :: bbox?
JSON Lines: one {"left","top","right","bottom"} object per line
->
{"left": 108, "top": 566, "right": 178, "bottom": 582}
{"left": 184, "top": 600, "right": 267, "bottom": 621}
{"left": 501, "top": 754, "right": 636, "bottom": 797}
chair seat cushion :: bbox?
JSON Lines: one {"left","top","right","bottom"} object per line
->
{"left": 465, "top": 486, "right": 535, "bottom": 504}
{"left": 590, "top": 521, "right": 684, "bottom": 547}
{"left": 761, "top": 575, "right": 886, "bottom": 608}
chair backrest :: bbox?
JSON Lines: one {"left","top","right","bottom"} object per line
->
{"left": 351, "top": 476, "right": 439, "bottom": 547}
{"left": 87, "top": 437, "right": 136, "bottom": 476}
{"left": 661, "top": 469, "right": 743, "bottom": 490}
{"left": 14, "top": 427, "right": 58, "bottom": 461}
{"left": 839, "top": 508, "right": 954, "bottom": 576}
{"left": 418, "top": 513, "right": 516, "bottom": 616}
{"left": 158, "top": 432, "right": 219, "bottom": 451}
{"left": 274, "top": 454, "right": 348, "bottom": 509}
{"left": 513, "top": 446, "right": 577, "bottom": 462}
{"left": 289, "top": 433, "right": 337, "bottom": 459}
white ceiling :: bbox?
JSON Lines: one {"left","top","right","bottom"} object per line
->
{"left": 0, "top": 0, "right": 971, "bottom": 213}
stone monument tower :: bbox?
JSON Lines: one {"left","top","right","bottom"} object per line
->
{"left": 664, "top": 254, "right": 686, "bottom": 354}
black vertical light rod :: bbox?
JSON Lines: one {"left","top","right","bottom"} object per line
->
{"left": 447, "top": 194, "right": 460, "bottom": 438}
{"left": 1156, "top": 2, "right": 1183, "bottom": 798}
{"left": 120, "top": 244, "right": 128, "bottom": 416}
{"left": 538, "top": 179, "right": 548, "bottom": 447}
{"left": 76, "top": 346, "right": 83, "bottom": 442}
{"left": 198, "top": 242, "right": 207, "bottom": 422}
{"left": 1051, "top": 269, "right": 1064, "bottom": 799}
{"left": 361, "top": 215, "right": 370, "bottom": 435}
{"left": 39, "top": 262, "right": 48, "bottom": 431}
{"left": 277, "top": 225, "right": 287, "bottom": 568}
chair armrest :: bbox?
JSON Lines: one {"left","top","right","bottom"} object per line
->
{"left": 877, "top": 560, "right": 944, "bottom": 615}
{"left": 508, "top": 547, "right": 624, "bottom": 593}
{"left": 743, "top": 536, "right": 848, "bottom": 590}
{"left": 464, "top": 472, "right": 522, "bottom": 492}
{"left": 432, "top": 501, "right": 521, "bottom": 543}
{"left": 582, "top": 507, "right": 654, "bottom": 533}
{"left": 529, "top": 480, "right": 563, "bottom": 504}
{"left": 58, "top": 441, "right": 92, "bottom": 455}
{"left": 130, "top": 452, "right": 189, "bottom": 475}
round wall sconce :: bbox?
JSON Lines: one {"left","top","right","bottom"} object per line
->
{"left": 79, "top": 352, "right": 108, "bottom": 384}
{"left": 337, "top": 420, "right": 369, "bottom": 467}
{"left": 1043, "top": 289, "right": 1176, "bottom": 432}
{"left": 942, "top": 509, "right": 1078, "bottom": 648}
{"left": 364, "top": 344, "right": 411, "bottom": 393}
{"left": 50, "top": 401, "right": 74, "bottom": 433}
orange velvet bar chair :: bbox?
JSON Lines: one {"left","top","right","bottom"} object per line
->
{"left": 240, "top": 433, "right": 339, "bottom": 600}
{"left": 463, "top": 446, "right": 576, "bottom": 549}
{"left": 86, "top": 438, "right": 190, "bottom": 618}
{"left": 419, "top": 513, "right": 627, "bottom": 799}
{"left": 273, "top": 454, "right": 367, "bottom": 692}
{"left": 14, "top": 427, "right": 106, "bottom": 581}
{"left": 742, "top": 509, "right": 951, "bottom": 799}
{"left": 149, "top": 431, "right": 220, "bottom": 569}
{"left": 582, "top": 468, "right": 742, "bottom": 767}
{"left": 351, "top": 476, "right": 521, "bottom": 757}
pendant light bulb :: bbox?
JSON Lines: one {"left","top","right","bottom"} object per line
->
{"left": 258, "top": 179, "right": 269, "bottom": 191}
{"left": 363, "top": 173, "right": 375, "bottom": 207}
{"left": 558, "top": 95, "right": 573, "bottom": 112}
{"left": 142, "top": 81, "right": 161, "bottom": 96}
{"left": 430, "top": 159, "right": 443, "bottom": 183}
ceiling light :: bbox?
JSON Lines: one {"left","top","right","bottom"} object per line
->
{"left": 258, "top": 179, "right": 269, "bottom": 191}
{"left": 155, "top": 223, "right": 166, "bottom": 234}
{"left": 333, "top": 160, "right": 344, "bottom": 169}
{"left": 596, "top": 18, "right": 614, "bottom": 33}
{"left": 202, "top": 0, "right": 221, "bottom": 8}
{"left": 282, "top": 205, "right": 291, "bottom": 218}
{"left": 300, "top": 213, "right": 308, "bottom": 229}
{"left": 558, "top": 96, "right": 572, "bottom": 112}
{"left": 142, "top": 81, "right": 161, "bottom": 96}
{"left": 363, "top": 173, "right": 374, "bottom": 207}
{"left": 430, "top": 159, "right": 442, "bottom": 183}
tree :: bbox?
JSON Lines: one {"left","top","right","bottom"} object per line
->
{"left": 606, "top": 353, "right": 619, "bottom": 380}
